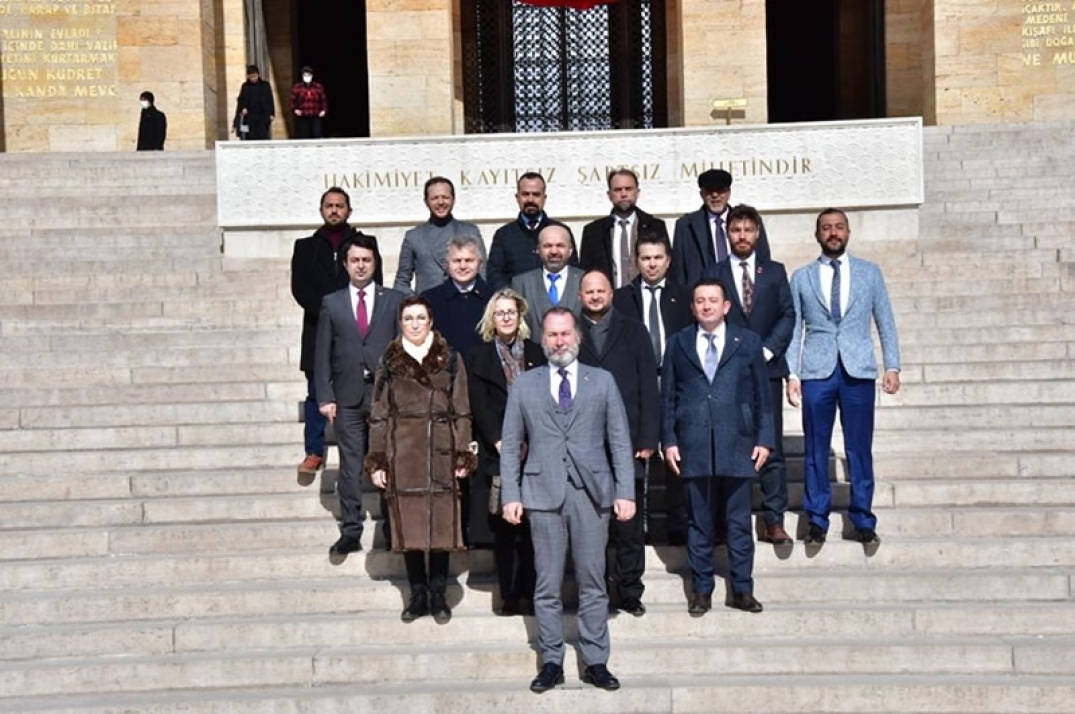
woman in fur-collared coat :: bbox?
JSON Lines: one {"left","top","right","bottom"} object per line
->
{"left": 365, "top": 295, "right": 477, "bottom": 624}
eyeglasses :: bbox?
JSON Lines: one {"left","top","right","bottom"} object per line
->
{"left": 494, "top": 310, "right": 518, "bottom": 319}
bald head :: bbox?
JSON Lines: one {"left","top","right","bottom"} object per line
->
{"left": 538, "top": 225, "right": 573, "bottom": 273}
{"left": 579, "top": 270, "right": 613, "bottom": 319}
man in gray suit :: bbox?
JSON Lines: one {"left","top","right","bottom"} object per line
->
{"left": 786, "top": 208, "right": 901, "bottom": 546}
{"left": 510, "top": 225, "right": 583, "bottom": 343}
{"left": 315, "top": 234, "right": 406, "bottom": 557}
{"left": 501, "top": 307, "right": 636, "bottom": 693}
{"left": 393, "top": 176, "right": 486, "bottom": 294}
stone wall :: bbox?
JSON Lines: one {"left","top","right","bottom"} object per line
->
{"left": 0, "top": 0, "right": 222, "bottom": 151}
{"left": 887, "top": 0, "right": 927, "bottom": 118}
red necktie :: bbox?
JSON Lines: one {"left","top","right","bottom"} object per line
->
{"left": 356, "top": 289, "right": 369, "bottom": 337}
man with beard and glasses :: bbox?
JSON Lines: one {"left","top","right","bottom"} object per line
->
{"left": 579, "top": 169, "right": 668, "bottom": 288}
{"left": 786, "top": 208, "right": 900, "bottom": 547}
{"left": 394, "top": 177, "right": 486, "bottom": 295}
{"left": 500, "top": 307, "right": 636, "bottom": 694}
{"left": 487, "top": 172, "right": 577, "bottom": 290}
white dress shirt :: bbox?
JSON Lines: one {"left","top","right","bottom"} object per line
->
{"left": 610, "top": 211, "right": 636, "bottom": 283}
{"left": 818, "top": 253, "right": 851, "bottom": 316}
{"left": 641, "top": 278, "right": 666, "bottom": 354}
{"left": 695, "top": 324, "right": 726, "bottom": 368}
{"left": 350, "top": 283, "right": 376, "bottom": 323}
{"left": 548, "top": 359, "right": 579, "bottom": 403}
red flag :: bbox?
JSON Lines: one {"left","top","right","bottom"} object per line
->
{"left": 516, "top": 0, "right": 619, "bottom": 10}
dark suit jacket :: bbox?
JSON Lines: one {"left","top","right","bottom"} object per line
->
{"left": 422, "top": 277, "right": 492, "bottom": 366}
{"left": 578, "top": 309, "right": 660, "bottom": 455}
{"left": 468, "top": 339, "right": 547, "bottom": 475}
{"left": 486, "top": 214, "right": 577, "bottom": 290}
{"left": 291, "top": 227, "right": 384, "bottom": 372}
{"left": 660, "top": 323, "right": 774, "bottom": 479}
{"left": 579, "top": 208, "right": 668, "bottom": 283}
{"left": 510, "top": 265, "right": 584, "bottom": 343}
{"left": 314, "top": 284, "right": 404, "bottom": 408}
{"left": 709, "top": 258, "right": 795, "bottom": 379}
{"left": 612, "top": 277, "right": 694, "bottom": 367}
{"left": 671, "top": 207, "right": 771, "bottom": 289}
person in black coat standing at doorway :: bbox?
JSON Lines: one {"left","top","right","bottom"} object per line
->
{"left": 235, "top": 64, "right": 275, "bottom": 140}
{"left": 136, "top": 91, "right": 166, "bottom": 151}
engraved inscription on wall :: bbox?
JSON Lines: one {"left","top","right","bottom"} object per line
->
{"left": 0, "top": 1, "right": 117, "bottom": 99}
{"left": 1022, "top": 2, "right": 1075, "bottom": 66}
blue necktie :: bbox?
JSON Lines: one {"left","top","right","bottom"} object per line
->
{"left": 547, "top": 273, "right": 560, "bottom": 305}
{"left": 558, "top": 367, "right": 572, "bottom": 409}
{"left": 703, "top": 333, "right": 718, "bottom": 382}
{"left": 830, "top": 259, "right": 842, "bottom": 323}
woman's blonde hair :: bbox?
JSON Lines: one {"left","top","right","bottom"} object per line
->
{"left": 477, "top": 288, "right": 532, "bottom": 342}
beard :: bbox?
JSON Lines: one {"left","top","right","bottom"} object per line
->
{"left": 543, "top": 343, "right": 579, "bottom": 368}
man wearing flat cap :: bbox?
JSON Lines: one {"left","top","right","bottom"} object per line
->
{"left": 671, "top": 169, "right": 771, "bottom": 288}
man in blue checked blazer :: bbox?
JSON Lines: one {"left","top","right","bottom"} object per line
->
{"left": 786, "top": 208, "right": 901, "bottom": 547}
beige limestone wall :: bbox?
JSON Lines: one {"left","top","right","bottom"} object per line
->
{"left": 0, "top": 0, "right": 223, "bottom": 151}
{"left": 927, "top": 0, "right": 1075, "bottom": 124}
{"left": 676, "top": 0, "right": 768, "bottom": 126}
{"left": 887, "top": 0, "right": 927, "bottom": 118}
{"left": 366, "top": 0, "right": 456, "bottom": 136}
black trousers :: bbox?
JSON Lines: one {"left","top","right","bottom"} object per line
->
{"left": 403, "top": 551, "right": 450, "bottom": 593}
{"left": 606, "top": 461, "right": 647, "bottom": 601}
{"left": 493, "top": 516, "right": 535, "bottom": 601}
{"left": 295, "top": 115, "right": 322, "bottom": 139}
{"left": 758, "top": 377, "right": 790, "bottom": 525}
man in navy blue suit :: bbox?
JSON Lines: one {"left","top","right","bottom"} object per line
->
{"left": 710, "top": 205, "right": 795, "bottom": 545}
{"left": 661, "top": 279, "right": 774, "bottom": 616}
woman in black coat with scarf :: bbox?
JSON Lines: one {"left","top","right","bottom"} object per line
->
{"left": 468, "top": 288, "right": 546, "bottom": 616}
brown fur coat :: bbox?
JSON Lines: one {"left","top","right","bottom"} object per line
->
{"left": 364, "top": 333, "right": 476, "bottom": 552}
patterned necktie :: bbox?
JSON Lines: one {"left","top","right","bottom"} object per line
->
{"left": 646, "top": 285, "right": 662, "bottom": 362}
{"left": 356, "top": 288, "right": 369, "bottom": 337}
{"left": 547, "top": 273, "right": 560, "bottom": 305}
{"left": 740, "top": 260, "right": 754, "bottom": 315}
{"left": 714, "top": 217, "right": 728, "bottom": 262}
{"left": 830, "top": 259, "right": 842, "bottom": 323}
{"left": 557, "top": 367, "right": 572, "bottom": 409}
{"left": 617, "top": 218, "right": 632, "bottom": 288}
{"left": 704, "top": 333, "right": 718, "bottom": 381}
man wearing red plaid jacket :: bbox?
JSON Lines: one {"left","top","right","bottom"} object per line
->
{"left": 290, "top": 65, "right": 328, "bottom": 139}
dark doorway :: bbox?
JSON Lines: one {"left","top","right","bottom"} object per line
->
{"left": 766, "top": 0, "right": 886, "bottom": 123}
{"left": 293, "top": 0, "right": 370, "bottom": 137}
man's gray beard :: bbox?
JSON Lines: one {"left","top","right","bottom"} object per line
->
{"left": 544, "top": 344, "right": 579, "bottom": 368}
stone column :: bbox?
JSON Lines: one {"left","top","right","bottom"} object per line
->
{"left": 365, "top": 0, "right": 456, "bottom": 136}
{"left": 674, "top": 0, "right": 768, "bottom": 126}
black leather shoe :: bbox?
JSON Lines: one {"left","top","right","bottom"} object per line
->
{"left": 805, "top": 524, "right": 827, "bottom": 544}
{"left": 727, "top": 592, "right": 764, "bottom": 613}
{"left": 328, "top": 535, "right": 361, "bottom": 556}
{"left": 687, "top": 591, "right": 712, "bottom": 616}
{"left": 620, "top": 597, "right": 646, "bottom": 617}
{"left": 582, "top": 664, "right": 621, "bottom": 691}
{"left": 401, "top": 588, "right": 429, "bottom": 622}
{"left": 496, "top": 599, "right": 519, "bottom": 617}
{"left": 851, "top": 528, "right": 880, "bottom": 544}
{"left": 529, "top": 662, "right": 564, "bottom": 693}
{"left": 518, "top": 598, "right": 535, "bottom": 616}
{"left": 430, "top": 591, "right": 452, "bottom": 624}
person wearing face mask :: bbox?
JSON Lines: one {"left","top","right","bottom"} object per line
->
{"left": 289, "top": 65, "right": 327, "bottom": 139}
{"left": 365, "top": 296, "right": 477, "bottom": 624}
{"left": 136, "top": 91, "right": 166, "bottom": 151}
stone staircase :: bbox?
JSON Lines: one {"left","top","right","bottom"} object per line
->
{"left": 1, "top": 129, "right": 1074, "bottom": 711}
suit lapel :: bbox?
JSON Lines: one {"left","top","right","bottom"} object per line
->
{"left": 692, "top": 211, "right": 713, "bottom": 266}
{"left": 807, "top": 261, "right": 828, "bottom": 316}
{"left": 364, "top": 286, "right": 393, "bottom": 340}
{"left": 718, "top": 260, "right": 746, "bottom": 315}
{"left": 719, "top": 326, "right": 743, "bottom": 369}
{"left": 676, "top": 328, "right": 706, "bottom": 375}
{"left": 845, "top": 256, "right": 861, "bottom": 313}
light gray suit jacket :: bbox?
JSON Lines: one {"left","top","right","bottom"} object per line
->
{"left": 314, "top": 285, "right": 405, "bottom": 408}
{"left": 510, "top": 266, "right": 584, "bottom": 343}
{"left": 392, "top": 219, "right": 485, "bottom": 295}
{"left": 500, "top": 363, "right": 635, "bottom": 511}
{"left": 786, "top": 255, "right": 900, "bottom": 381}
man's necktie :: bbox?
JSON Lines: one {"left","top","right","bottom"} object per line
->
{"left": 704, "top": 333, "right": 718, "bottom": 382}
{"left": 356, "top": 289, "right": 369, "bottom": 337}
{"left": 617, "top": 218, "right": 632, "bottom": 288}
{"left": 714, "top": 217, "right": 728, "bottom": 262}
{"left": 830, "top": 259, "right": 842, "bottom": 323}
{"left": 558, "top": 367, "right": 572, "bottom": 409}
{"left": 547, "top": 273, "right": 560, "bottom": 305}
{"left": 646, "top": 285, "right": 662, "bottom": 362}
{"left": 740, "top": 260, "right": 754, "bottom": 315}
